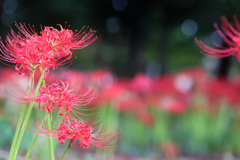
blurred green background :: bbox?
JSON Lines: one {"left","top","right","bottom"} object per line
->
{"left": 1, "top": 0, "right": 240, "bottom": 160}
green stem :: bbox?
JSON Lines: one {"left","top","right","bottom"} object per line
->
{"left": 8, "top": 70, "right": 35, "bottom": 160}
{"left": 12, "top": 69, "right": 45, "bottom": 160}
{"left": 60, "top": 140, "right": 72, "bottom": 160}
{"left": 24, "top": 112, "right": 48, "bottom": 160}
{"left": 47, "top": 112, "right": 55, "bottom": 160}
{"left": 41, "top": 74, "right": 55, "bottom": 160}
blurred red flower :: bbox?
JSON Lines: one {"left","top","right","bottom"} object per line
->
{"left": 195, "top": 15, "right": 240, "bottom": 61}
{"left": 204, "top": 79, "right": 239, "bottom": 107}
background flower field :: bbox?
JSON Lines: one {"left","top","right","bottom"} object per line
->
{"left": 1, "top": 0, "right": 240, "bottom": 159}
{"left": 1, "top": 67, "right": 240, "bottom": 159}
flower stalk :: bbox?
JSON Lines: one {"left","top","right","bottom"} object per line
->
{"left": 8, "top": 77, "right": 32, "bottom": 160}
{"left": 60, "top": 140, "right": 72, "bottom": 160}
{"left": 42, "top": 71, "right": 55, "bottom": 160}
{"left": 12, "top": 68, "right": 45, "bottom": 160}
{"left": 24, "top": 112, "right": 48, "bottom": 160}
{"left": 47, "top": 108, "right": 55, "bottom": 160}
{"left": 0, "top": 22, "right": 121, "bottom": 160}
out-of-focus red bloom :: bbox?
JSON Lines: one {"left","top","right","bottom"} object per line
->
{"left": 179, "top": 67, "right": 207, "bottom": 93}
{"left": 101, "top": 81, "right": 129, "bottom": 103}
{"left": 154, "top": 75, "right": 177, "bottom": 96}
{"left": 35, "top": 80, "right": 97, "bottom": 116}
{"left": 0, "top": 23, "right": 97, "bottom": 76}
{"left": 88, "top": 69, "right": 114, "bottom": 89}
{"left": 59, "top": 69, "right": 88, "bottom": 90}
{"left": 101, "top": 80, "right": 148, "bottom": 111}
{"left": 0, "top": 68, "right": 29, "bottom": 100}
{"left": 204, "top": 79, "right": 239, "bottom": 107}
{"left": 130, "top": 73, "right": 155, "bottom": 94}
{"left": 135, "top": 111, "right": 154, "bottom": 126}
{"left": 195, "top": 15, "right": 240, "bottom": 61}
{"left": 174, "top": 73, "right": 194, "bottom": 94}
{"left": 35, "top": 113, "right": 121, "bottom": 149}
{"left": 118, "top": 95, "right": 146, "bottom": 113}
{"left": 160, "top": 97, "right": 187, "bottom": 114}
{"left": 161, "top": 141, "right": 179, "bottom": 159}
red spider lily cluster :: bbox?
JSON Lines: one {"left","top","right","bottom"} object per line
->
{"left": 2, "top": 15, "right": 240, "bottom": 158}
{"left": 35, "top": 113, "right": 121, "bottom": 149}
{"left": 2, "top": 66, "right": 240, "bottom": 156}
{"left": 10, "top": 80, "right": 98, "bottom": 116}
{"left": 0, "top": 23, "right": 97, "bottom": 77}
{"left": 35, "top": 81, "right": 98, "bottom": 116}
{"left": 0, "top": 22, "right": 121, "bottom": 152}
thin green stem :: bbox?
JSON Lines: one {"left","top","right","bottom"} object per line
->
{"left": 47, "top": 110, "right": 55, "bottom": 160}
{"left": 41, "top": 72, "right": 55, "bottom": 160}
{"left": 8, "top": 70, "right": 35, "bottom": 160}
{"left": 12, "top": 69, "right": 45, "bottom": 160}
{"left": 24, "top": 112, "right": 48, "bottom": 160}
{"left": 60, "top": 140, "right": 72, "bottom": 160}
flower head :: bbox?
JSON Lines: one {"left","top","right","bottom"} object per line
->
{"left": 0, "top": 23, "right": 98, "bottom": 76}
{"left": 6, "top": 80, "right": 97, "bottom": 116}
{"left": 195, "top": 15, "right": 240, "bottom": 61}
{"left": 35, "top": 113, "right": 121, "bottom": 149}
{"left": 35, "top": 80, "right": 97, "bottom": 116}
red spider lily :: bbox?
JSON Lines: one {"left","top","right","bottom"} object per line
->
{"left": 34, "top": 113, "right": 122, "bottom": 149}
{"left": 0, "top": 68, "right": 29, "bottom": 100}
{"left": 87, "top": 68, "right": 114, "bottom": 89}
{"left": 118, "top": 95, "right": 146, "bottom": 113}
{"left": 6, "top": 80, "right": 98, "bottom": 116}
{"left": 135, "top": 111, "right": 154, "bottom": 126}
{"left": 154, "top": 75, "right": 177, "bottom": 96}
{"left": 0, "top": 23, "right": 98, "bottom": 77}
{"left": 204, "top": 79, "right": 239, "bottom": 107}
{"left": 101, "top": 81, "right": 130, "bottom": 104}
{"left": 130, "top": 73, "right": 155, "bottom": 94}
{"left": 59, "top": 69, "right": 88, "bottom": 90}
{"left": 160, "top": 97, "right": 187, "bottom": 114}
{"left": 195, "top": 15, "right": 240, "bottom": 61}
{"left": 35, "top": 80, "right": 98, "bottom": 116}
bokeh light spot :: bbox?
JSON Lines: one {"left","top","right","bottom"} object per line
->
{"left": 210, "top": 31, "right": 223, "bottom": 46}
{"left": 112, "top": 0, "right": 128, "bottom": 12}
{"left": 181, "top": 19, "right": 198, "bottom": 36}
{"left": 3, "top": 0, "right": 18, "bottom": 14}
{"left": 106, "top": 16, "right": 120, "bottom": 33}
{"left": 1, "top": 12, "right": 15, "bottom": 26}
{"left": 202, "top": 57, "right": 220, "bottom": 72}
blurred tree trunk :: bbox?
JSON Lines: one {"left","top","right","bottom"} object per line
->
{"left": 124, "top": 0, "right": 153, "bottom": 77}
{"left": 216, "top": 57, "right": 231, "bottom": 80}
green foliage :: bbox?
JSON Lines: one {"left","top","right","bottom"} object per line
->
{"left": 95, "top": 103, "right": 240, "bottom": 156}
